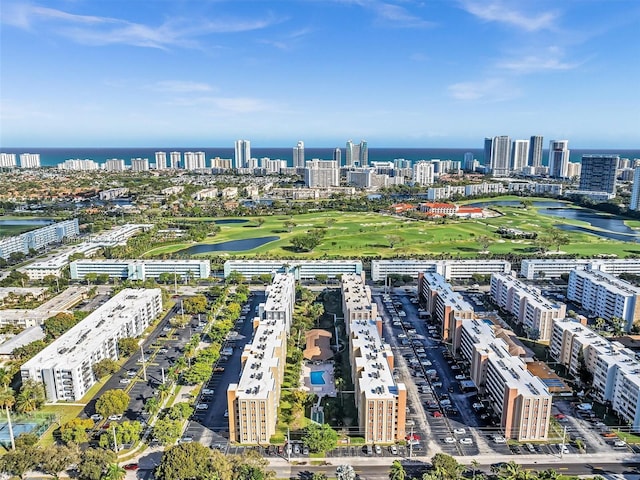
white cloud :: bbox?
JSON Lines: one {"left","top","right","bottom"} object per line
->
{"left": 448, "top": 78, "right": 520, "bottom": 101}
{"left": 333, "top": 0, "right": 434, "bottom": 28}
{"left": 497, "top": 46, "right": 580, "bottom": 73}
{"left": 0, "top": 2, "right": 281, "bottom": 49}
{"left": 151, "top": 81, "right": 215, "bottom": 93}
{"left": 460, "top": 0, "right": 559, "bottom": 32}
{"left": 165, "top": 95, "right": 277, "bottom": 114}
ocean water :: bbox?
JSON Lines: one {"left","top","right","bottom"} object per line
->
{"left": 1, "top": 146, "right": 639, "bottom": 168}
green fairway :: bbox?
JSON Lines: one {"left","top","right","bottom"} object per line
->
{"left": 142, "top": 200, "right": 640, "bottom": 260}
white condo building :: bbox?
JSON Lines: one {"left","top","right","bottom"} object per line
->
{"left": 371, "top": 259, "right": 511, "bottom": 282}
{"left": 183, "top": 151, "right": 206, "bottom": 170}
{"left": 511, "top": 140, "right": 529, "bottom": 172}
{"left": 520, "top": 258, "right": 640, "bottom": 280}
{"left": 550, "top": 320, "right": 640, "bottom": 430}
{"left": 223, "top": 259, "right": 363, "bottom": 280}
{"left": 227, "top": 274, "right": 295, "bottom": 444}
{"left": 170, "top": 152, "right": 181, "bottom": 169}
{"left": 57, "top": 159, "right": 100, "bottom": 170}
{"left": 19, "top": 153, "right": 41, "bottom": 168}
{"left": 293, "top": 141, "right": 305, "bottom": 168}
{"left": 567, "top": 269, "right": 640, "bottom": 331}
{"left": 70, "top": 259, "right": 210, "bottom": 281}
{"left": 0, "top": 153, "right": 17, "bottom": 167}
{"left": 235, "top": 140, "right": 251, "bottom": 169}
{"left": 0, "top": 219, "right": 79, "bottom": 261}
{"left": 21, "top": 289, "right": 162, "bottom": 401}
{"left": 105, "top": 159, "right": 126, "bottom": 171}
{"left": 490, "top": 273, "right": 566, "bottom": 341}
{"left": 131, "top": 158, "right": 150, "bottom": 171}
{"left": 304, "top": 159, "right": 339, "bottom": 187}
{"left": 413, "top": 161, "right": 435, "bottom": 186}
{"left": 155, "top": 152, "right": 167, "bottom": 170}
{"left": 342, "top": 274, "right": 407, "bottom": 443}
{"left": 548, "top": 140, "right": 570, "bottom": 178}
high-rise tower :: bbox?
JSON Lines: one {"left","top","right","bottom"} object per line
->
{"left": 548, "top": 140, "right": 570, "bottom": 178}
{"left": 489, "top": 136, "right": 511, "bottom": 177}
{"left": 511, "top": 140, "right": 530, "bottom": 173}
{"left": 234, "top": 140, "right": 251, "bottom": 169}
{"left": 528, "top": 136, "right": 543, "bottom": 168}
{"left": 579, "top": 155, "right": 618, "bottom": 194}
{"left": 333, "top": 148, "right": 342, "bottom": 166}
{"left": 293, "top": 141, "right": 305, "bottom": 168}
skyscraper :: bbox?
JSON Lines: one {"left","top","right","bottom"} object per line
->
{"left": 489, "top": 136, "right": 511, "bottom": 177}
{"left": 333, "top": 148, "right": 342, "bottom": 166}
{"left": 155, "top": 151, "right": 167, "bottom": 170}
{"left": 359, "top": 140, "right": 368, "bottom": 167}
{"left": 293, "top": 141, "right": 305, "bottom": 168}
{"left": 170, "top": 152, "right": 181, "bottom": 169}
{"left": 234, "top": 140, "right": 251, "bottom": 169}
{"left": 511, "top": 140, "right": 529, "bottom": 173}
{"left": 548, "top": 140, "right": 570, "bottom": 178}
{"left": 413, "top": 161, "right": 435, "bottom": 186}
{"left": 19, "top": 153, "right": 40, "bottom": 168}
{"left": 484, "top": 138, "right": 493, "bottom": 166}
{"left": 528, "top": 136, "right": 543, "bottom": 168}
{"left": 184, "top": 151, "right": 206, "bottom": 170}
{"left": 345, "top": 140, "right": 359, "bottom": 167}
{"left": 579, "top": 155, "right": 618, "bottom": 194}
{"left": 630, "top": 167, "right": 640, "bottom": 211}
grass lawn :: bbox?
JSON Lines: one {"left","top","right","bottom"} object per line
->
{"left": 142, "top": 200, "right": 640, "bottom": 260}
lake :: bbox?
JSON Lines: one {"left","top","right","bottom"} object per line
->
{"left": 214, "top": 219, "right": 249, "bottom": 225}
{"left": 178, "top": 236, "right": 280, "bottom": 254}
{"left": 468, "top": 200, "right": 568, "bottom": 208}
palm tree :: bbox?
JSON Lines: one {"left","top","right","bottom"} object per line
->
{"left": 14, "top": 390, "right": 38, "bottom": 415}
{"left": 0, "top": 367, "right": 12, "bottom": 388}
{"left": 468, "top": 459, "right": 483, "bottom": 480}
{"left": 102, "top": 463, "right": 126, "bottom": 480}
{"left": 0, "top": 386, "right": 16, "bottom": 450}
{"left": 537, "top": 469, "right": 560, "bottom": 480}
{"left": 158, "top": 383, "right": 171, "bottom": 405}
{"left": 389, "top": 460, "right": 406, "bottom": 480}
{"left": 495, "top": 461, "right": 523, "bottom": 480}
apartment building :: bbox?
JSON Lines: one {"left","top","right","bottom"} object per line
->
{"left": 550, "top": 320, "right": 640, "bottom": 429}
{"left": 20, "top": 289, "right": 162, "bottom": 401}
{"left": 341, "top": 274, "right": 407, "bottom": 443}
{"left": 0, "top": 219, "right": 79, "bottom": 260}
{"left": 417, "top": 272, "right": 474, "bottom": 345}
{"left": 459, "top": 318, "right": 552, "bottom": 440}
{"left": 490, "top": 273, "right": 566, "bottom": 341}
{"left": 223, "top": 259, "right": 363, "bottom": 280}
{"left": 70, "top": 259, "right": 210, "bottom": 281}
{"left": 227, "top": 273, "right": 295, "bottom": 444}
{"left": 520, "top": 258, "right": 640, "bottom": 280}
{"left": 568, "top": 269, "right": 640, "bottom": 331}
{"left": 371, "top": 259, "right": 511, "bottom": 282}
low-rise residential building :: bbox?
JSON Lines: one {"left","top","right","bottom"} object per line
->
{"left": 0, "top": 219, "right": 79, "bottom": 260}
{"left": 521, "top": 258, "right": 640, "bottom": 280}
{"left": 223, "top": 260, "right": 363, "bottom": 280}
{"left": 20, "top": 288, "right": 162, "bottom": 401}
{"left": 99, "top": 187, "right": 129, "bottom": 200}
{"left": 70, "top": 259, "right": 210, "bottom": 281}
{"left": 193, "top": 188, "right": 219, "bottom": 200}
{"left": 342, "top": 273, "right": 406, "bottom": 443}
{"left": 227, "top": 274, "right": 295, "bottom": 444}
{"left": 490, "top": 273, "right": 566, "bottom": 341}
{"left": 568, "top": 269, "right": 640, "bottom": 331}
{"left": 371, "top": 259, "right": 511, "bottom": 282}
{"left": 459, "top": 318, "right": 552, "bottom": 440}
{"left": 550, "top": 320, "right": 640, "bottom": 429}
{"left": 418, "top": 272, "right": 474, "bottom": 344}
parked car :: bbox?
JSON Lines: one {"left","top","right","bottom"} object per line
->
{"left": 195, "top": 404, "right": 209, "bottom": 410}
{"left": 124, "top": 464, "right": 139, "bottom": 471}
{"left": 202, "top": 388, "right": 215, "bottom": 395}
{"left": 375, "top": 444, "right": 382, "bottom": 455}
{"left": 108, "top": 414, "right": 122, "bottom": 421}
{"left": 459, "top": 438, "right": 473, "bottom": 445}
{"left": 90, "top": 414, "right": 103, "bottom": 422}
{"left": 443, "top": 437, "right": 456, "bottom": 444}
{"left": 389, "top": 444, "right": 398, "bottom": 455}
{"left": 453, "top": 428, "right": 466, "bottom": 435}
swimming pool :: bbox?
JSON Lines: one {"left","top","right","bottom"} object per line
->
{"left": 310, "top": 371, "right": 325, "bottom": 385}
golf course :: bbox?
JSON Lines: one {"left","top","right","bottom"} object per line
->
{"left": 142, "top": 197, "right": 640, "bottom": 260}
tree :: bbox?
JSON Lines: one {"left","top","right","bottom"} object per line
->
{"left": 40, "top": 444, "right": 80, "bottom": 479}
{"left": 95, "top": 389, "right": 130, "bottom": 418}
{"left": 386, "top": 235, "right": 403, "bottom": 249}
{"left": 0, "top": 385, "right": 16, "bottom": 450}
{"left": 97, "top": 273, "right": 111, "bottom": 285}
{"left": 116, "top": 420, "right": 143, "bottom": 445}
{"left": 59, "top": 417, "right": 94, "bottom": 444}
{"left": 152, "top": 418, "right": 182, "bottom": 445}
{"left": 302, "top": 423, "right": 338, "bottom": 453}
{"left": 117, "top": 337, "right": 139, "bottom": 357}
{"left": 15, "top": 379, "right": 45, "bottom": 414}
{"left": 431, "top": 453, "right": 464, "bottom": 480}
{"left": 77, "top": 448, "right": 116, "bottom": 480}
{"left": 144, "top": 396, "right": 160, "bottom": 415}
{"left": 0, "top": 447, "right": 36, "bottom": 479}
{"left": 312, "top": 474, "right": 328, "bottom": 480}
{"left": 166, "top": 402, "right": 194, "bottom": 421}
{"left": 102, "top": 463, "right": 126, "bottom": 480}
{"left": 155, "top": 442, "right": 215, "bottom": 480}
{"left": 183, "top": 295, "right": 208, "bottom": 314}
{"left": 493, "top": 461, "right": 522, "bottom": 480}
{"left": 477, "top": 235, "right": 491, "bottom": 252}
{"left": 389, "top": 460, "right": 406, "bottom": 480}
{"left": 336, "top": 464, "right": 356, "bottom": 480}
{"left": 537, "top": 469, "right": 560, "bottom": 480}
{"left": 84, "top": 272, "right": 98, "bottom": 285}
{"left": 43, "top": 312, "right": 78, "bottom": 340}
{"left": 92, "top": 358, "right": 119, "bottom": 380}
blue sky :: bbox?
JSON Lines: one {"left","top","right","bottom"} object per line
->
{"left": 1, "top": 0, "right": 639, "bottom": 148}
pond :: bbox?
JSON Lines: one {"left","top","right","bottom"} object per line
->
{"left": 556, "top": 224, "right": 640, "bottom": 243}
{"left": 0, "top": 219, "right": 54, "bottom": 226}
{"left": 214, "top": 219, "right": 249, "bottom": 225}
{"left": 538, "top": 207, "right": 638, "bottom": 235}
{"left": 178, "top": 236, "right": 280, "bottom": 254}
{"left": 468, "top": 200, "right": 568, "bottom": 208}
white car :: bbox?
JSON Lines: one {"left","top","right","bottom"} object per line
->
{"left": 90, "top": 414, "right": 103, "bottom": 422}
{"left": 375, "top": 444, "right": 382, "bottom": 455}
{"left": 443, "top": 437, "right": 456, "bottom": 444}
{"left": 459, "top": 438, "right": 473, "bottom": 445}
{"left": 224, "top": 409, "right": 229, "bottom": 417}
{"left": 453, "top": 428, "right": 466, "bottom": 435}
{"left": 202, "top": 388, "right": 214, "bottom": 395}
{"left": 119, "top": 378, "right": 131, "bottom": 385}
{"left": 195, "top": 403, "right": 209, "bottom": 410}
{"left": 389, "top": 444, "right": 398, "bottom": 455}
{"left": 108, "top": 414, "right": 123, "bottom": 421}
{"left": 493, "top": 436, "right": 507, "bottom": 444}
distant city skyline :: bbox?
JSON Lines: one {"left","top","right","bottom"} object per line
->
{"left": 1, "top": 1, "right": 639, "bottom": 148}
